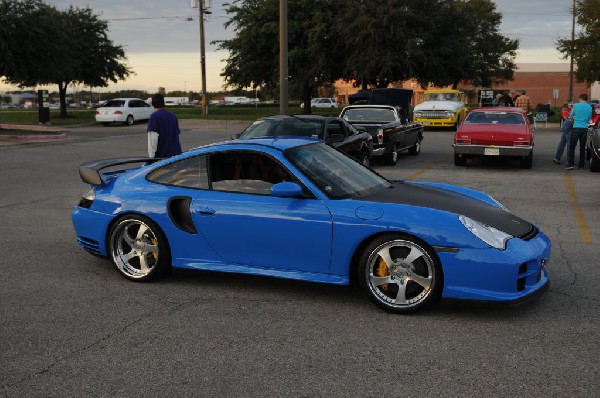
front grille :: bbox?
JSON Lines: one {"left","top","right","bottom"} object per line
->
{"left": 77, "top": 237, "right": 101, "bottom": 255}
{"left": 419, "top": 111, "right": 448, "bottom": 118}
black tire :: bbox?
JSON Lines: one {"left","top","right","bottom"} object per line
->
{"left": 519, "top": 153, "right": 533, "bottom": 169}
{"left": 590, "top": 151, "right": 600, "bottom": 172}
{"left": 454, "top": 153, "right": 466, "bottom": 166}
{"left": 358, "top": 234, "right": 443, "bottom": 314}
{"left": 408, "top": 137, "right": 421, "bottom": 155}
{"left": 102, "top": 122, "right": 110, "bottom": 127}
{"left": 108, "top": 214, "right": 171, "bottom": 281}
{"left": 384, "top": 143, "right": 398, "bottom": 166}
{"left": 359, "top": 150, "right": 370, "bottom": 167}
{"left": 125, "top": 115, "right": 134, "bottom": 125}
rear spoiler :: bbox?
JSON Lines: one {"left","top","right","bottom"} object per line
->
{"left": 78, "top": 157, "right": 164, "bottom": 185}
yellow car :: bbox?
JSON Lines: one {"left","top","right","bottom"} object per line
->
{"left": 413, "top": 90, "right": 468, "bottom": 129}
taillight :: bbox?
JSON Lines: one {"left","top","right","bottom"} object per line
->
{"left": 455, "top": 138, "right": 471, "bottom": 145}
{"left": 377, "top": 128, "right": 383, "bottom": 145}
{"left": 514, "top": 140, "right": 530, "bottom": 146}
{"left": 95, "top": 110, "right": 100, "bottom": 114}
{"left": 114, "top": 110, "right": 123, "bottom": 115}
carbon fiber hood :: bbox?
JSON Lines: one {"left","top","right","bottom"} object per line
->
{"left": 358, "top": 182, "right": 534, "bottom": 238}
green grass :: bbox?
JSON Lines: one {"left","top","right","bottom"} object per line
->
{"left": 0, "top": 105, "right": 341, "bottom": 126}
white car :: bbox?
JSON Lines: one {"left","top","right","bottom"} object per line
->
{"left": 301, "top": 98, "right": 338, "bottom": 109}
{"left": 95, "top": 98, "right": 153, "bottom": 126}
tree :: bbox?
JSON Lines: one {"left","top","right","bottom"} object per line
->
{"left": 217, "top": 0, "right": 343, "bottom": 112}
{"left": 1, "top": 2, "right": 132, "bottom": 117}
{"left": 334, "top": 0, "right": 418, "bottom": 89}
{"left": 411, "top": 0, "right": 518, "bottom": 88}
{"left": 0, "top": 0, "right": 65, "bottom": 81}
{"left": 557, "top": 0, "right": 600, "bottom": 86}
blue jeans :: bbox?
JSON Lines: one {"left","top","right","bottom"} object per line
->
{"left": 567, "top": 128, "right": 588, "bottom": 168}
{"left": 554, "top": 126, "right": 571, "bottom": 161}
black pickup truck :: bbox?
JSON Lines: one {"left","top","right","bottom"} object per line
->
{"left": 233, "top": 114, "right": 374, "bottom": 166}
{"left": 340, "top": 105, "right": 423, "bottom": 165}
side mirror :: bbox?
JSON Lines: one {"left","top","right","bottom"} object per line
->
{"left": 328, "top": 133, "right": 344, "bottom": 143}
{"left": 230, "top": 133, "right": 241, "bottom": 140}
{"left": 271, "top": 182, "right": 303, "bottom": 198}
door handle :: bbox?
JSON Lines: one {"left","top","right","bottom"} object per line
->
{"left": 196, "top": 206, "right": 216, "bottom": 215}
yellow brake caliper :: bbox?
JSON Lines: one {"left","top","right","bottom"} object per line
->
{"left": 375, "top": 257, "right": 389, "bottom": 292}
{"left": 152, "top": 239, "right": 158, "bottom": 261}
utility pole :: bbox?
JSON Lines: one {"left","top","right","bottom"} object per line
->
{"left": 568, "top": 0, "right": 576, "bottom": 102}
{"left": 198, "top": 0, "right": 209, "bottom": 115}
{"left": 279, "top": 0, "right": 289, "bottom": 115}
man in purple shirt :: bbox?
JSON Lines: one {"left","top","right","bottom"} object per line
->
{"left": 147, "top": 93, "right": 182, "bottom": 158}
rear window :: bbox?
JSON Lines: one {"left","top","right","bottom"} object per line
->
{"left": 240, "top": 118, "right": 324, "bottom": 139}
{"left": 465, "top": 112, "right": 525, "bottom": 125}
{"left": 342, "top": 108, "right": 396, "bottom": 122}
{"left": 103, "top": 100, "right": 125, "bottom": 108}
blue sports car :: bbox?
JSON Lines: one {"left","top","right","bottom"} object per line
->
{"left": 72, "top": 138, "right": 550, "bottom": 313}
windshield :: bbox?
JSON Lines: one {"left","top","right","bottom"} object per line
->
{"left": 424, "top": 93, "right": 458, "bottom": 102}
{"left": 465, "top": 111, "right": 525, "bottom": 125}
{"left": 285, "top": 143, "right": 390, "bottom": 199}
{"left": 103, "top": 100, "right": 125, "bottom": 108}
{"left": 240, "top": 118, "right": 324, "bottom": 139}
{"left": 342, "top": 108, "right": 396, "bottom": 122}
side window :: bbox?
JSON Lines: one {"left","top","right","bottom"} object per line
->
{"left": 129, "top": 101, "right": 138, "bottom": 108}
{"left": 209, "top": 151, "right": 292, "bottom": 195}
{"left": 147, "top": 155, "right": 209, "bottom": 189}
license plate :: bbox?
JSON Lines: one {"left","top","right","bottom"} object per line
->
{"left": 484, "top": 147, "right": 500, "bottom": 156}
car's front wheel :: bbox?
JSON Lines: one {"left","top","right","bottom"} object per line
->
{"left": 454, "top": 153, "right": 466, "bottom": 166}
{"left": 359, "top": 234, "right": 442, "bottom": 313}
{"left": 109, "top": 215, "right": 171, "bottom": 281}
{"left": 408, "top": 137, "right": 421, "bottom": 155}
{"left": 125, "top": 115, "right": 134, "bottom": 125}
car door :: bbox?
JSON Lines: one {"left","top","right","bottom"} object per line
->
{"left": 191, "top": 149, "right": 333, "bottom": 274}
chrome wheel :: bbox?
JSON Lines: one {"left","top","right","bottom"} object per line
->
{"left": 110, "top": 217, "right": 168, "bottom": 280}
{"left": 126, "top": 115, "right": 134, "bottom": 125}
{"left": 361, "top": 151, "right": 370, "bottom": 167}
{"left": 360, "top": 237, "right": 441, "bottom": 313}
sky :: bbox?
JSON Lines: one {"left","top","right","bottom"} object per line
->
{"left": 0, "top": 0, "right": 577, "bottom": 94}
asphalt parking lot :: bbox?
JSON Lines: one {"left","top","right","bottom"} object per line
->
{"left": 1, "top": 120, "right": 598, "bottom": 397}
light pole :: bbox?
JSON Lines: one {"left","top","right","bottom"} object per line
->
{"left": 279, "top": 0, "right": 288, "bottom": 114}
{"left": 568, "top": 0, "right": 576, "bottom": 102}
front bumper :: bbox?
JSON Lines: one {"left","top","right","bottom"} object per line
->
{"left": 414, "top": 117, "right": 456, "bottom": 127}
{"left": 439, "top": 230, "right": 551, "bottom": 303}
{"left": 453, "top": 144, "right": 532, "bottom": 157}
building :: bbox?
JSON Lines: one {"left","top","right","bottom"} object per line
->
{"left": 332, "top": 63, "right": 597, "bottom": 107}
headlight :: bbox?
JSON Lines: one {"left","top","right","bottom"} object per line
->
{"left": 445, "top": 111, "right": 455, "bottom": 118}
{"left": 414, "top": 111, "right": 422, "bottom": 117}
{"left": 459, "top": 215, "right": 512, "bottom": 250}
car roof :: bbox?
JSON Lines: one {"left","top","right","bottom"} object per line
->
{"left": 257, "top": 114, "right": 332, "bottom": 121}
{"left": 424, "top": 89, "right": 462, "bottom": 93}
{"left": 341, "top": 105, "right": 396, "bottom": 110}
{"left": 469, "top": 107, "right": 526, "bottom": 114}
{"left": 190, "top": 137, "right": 322, "bottom": 154}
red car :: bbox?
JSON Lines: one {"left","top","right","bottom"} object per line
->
{"left": 561, "top": 100, "right": 600, "bottom": 127}
{"left": 453, "top": 107, "right": 534, "bottom": 169}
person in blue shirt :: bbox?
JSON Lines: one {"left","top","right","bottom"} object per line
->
{"left": 566, "top": 93, "right": 593, "bottom": 170}
{"left": 147, "top": 93, "right": 182, "bottom": 158}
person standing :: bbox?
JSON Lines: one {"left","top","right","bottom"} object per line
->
{"left": 147, "top": 93, "right": 182, "bottom": 158}
{"left": 565, "top": 93, "right": 593, "bottom": 170}
{"left": 553, "top": 116, "right": 572, "bottom": 165}
{"left": 500, "top": 91, "right": 514, "bottom": 107}
{"left": 514, "top": 89, "right": 532, "bottom": 113}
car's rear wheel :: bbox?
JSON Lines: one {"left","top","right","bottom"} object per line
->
{"left": 385, "top": 143, "right": 398, "bottom": 166}
{"left": 109, "top": 215, "right": 171, "bottom": 281}
{"left": 359, "top": 234, "right": 442, "bottom": 314}
{"left": 520, "top": 153, "right": 533, "bottom": 169}
{"left": 102, "top": 122, "right": 110, "bottom": 127}
{"left": 408, "top": 137, "right": 421, "bottom": 155}
{"left": 125, "top": 115, "right": 134, "bottom": 125}
{"left": 454, "top": 153, "right": 466, "bottom": 166}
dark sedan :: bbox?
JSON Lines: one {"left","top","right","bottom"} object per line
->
{"left": 233, "top": 115, "right": 373, "bottom": 166}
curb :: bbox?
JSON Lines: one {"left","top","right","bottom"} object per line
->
{"left": 0, "top": 133, "right": 68, "bottom": 142}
